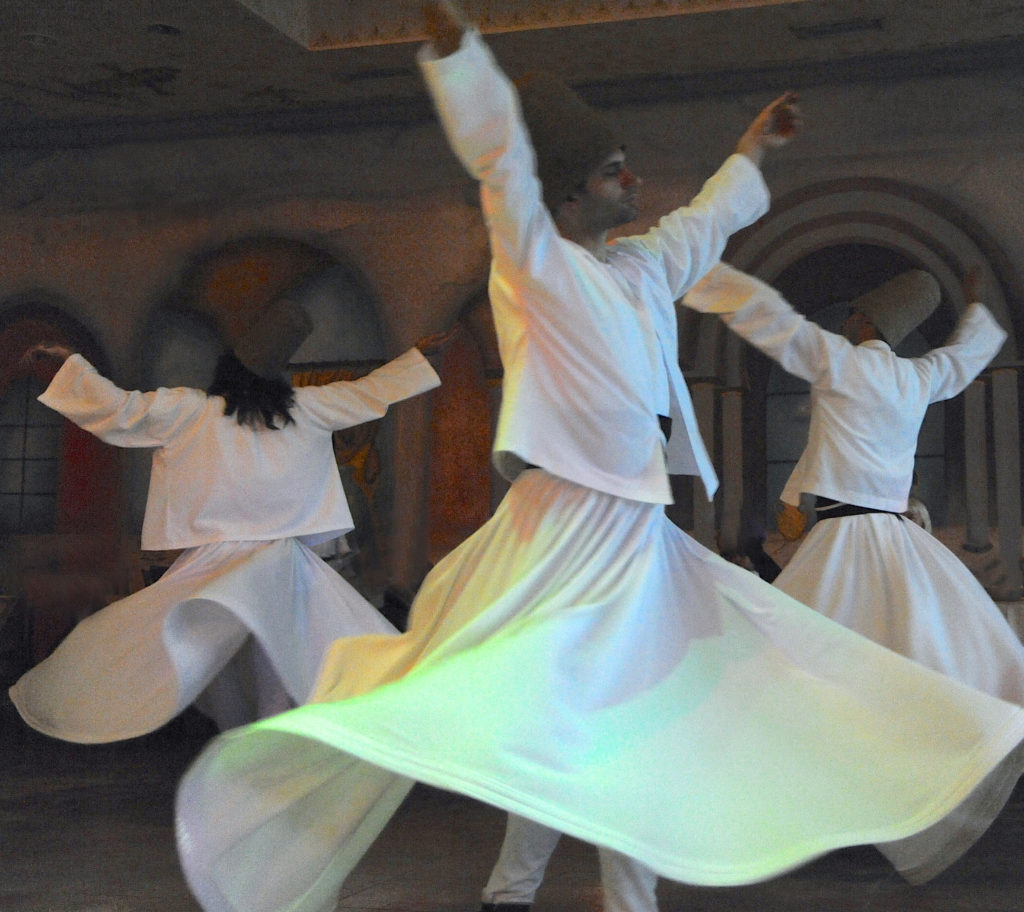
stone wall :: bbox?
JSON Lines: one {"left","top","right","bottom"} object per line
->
{"left": 1, "top": 62, "right": 1022, "bottom": 599}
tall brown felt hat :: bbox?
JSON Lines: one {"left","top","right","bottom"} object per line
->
{"left": 232, "top": 295, "right": 313, "bottom": 379}
{"left": 515, "top": 72, "right": 623, "bottom": 215}
{"left": 851, "top": 270, "right": 941, "bottom": 348}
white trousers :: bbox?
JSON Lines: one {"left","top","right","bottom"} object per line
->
{"left": 483, "top": 814, "right": 659, "bottom": 912}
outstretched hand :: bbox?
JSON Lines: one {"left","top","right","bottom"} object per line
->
{"left": 415, "top": 326, "right": 460, "bottom": 366}
{"left": 422, "top": 2, "right": 469, "bottom": 56}
{"left": 736, "top": 92, "right": 802, "bottom": 167}
{"left": 21, "top": 342, "right": 74, "bottom": 370}
{"left": 962, "top": 265, "right": 983, "bottom": 303}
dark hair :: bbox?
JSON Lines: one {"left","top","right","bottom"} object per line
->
{"left": 207, "top": 351, "right": 296, "bottom": 430}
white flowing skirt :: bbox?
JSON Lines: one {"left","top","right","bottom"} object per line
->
{"left": 775, "top": 512, "right": 1024, "bottom": 703}
{"left": 9, "top": 538, "right": 396, "bottom": 743}
{"left": 773, "top": 511, "right": 1024, "bottom": 881}
{"left": 175, "top": 471, "right": 1024, "bottom": 912}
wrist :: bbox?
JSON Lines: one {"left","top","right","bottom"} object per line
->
{"left": 736, "top": 141, "right": 764, "bottom": 169}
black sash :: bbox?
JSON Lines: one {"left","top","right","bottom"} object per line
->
{"left": 814, "top": 496, "right": 904, "bottom": 521}
{"left": 659, "top": 414, "right": 672, "bottom": 442}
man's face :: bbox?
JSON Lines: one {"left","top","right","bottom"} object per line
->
{"left": 574, "top": 148, "right": 641, "bottom": 233}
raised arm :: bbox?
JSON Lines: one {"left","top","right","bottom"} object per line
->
{"left": 35, "top": 352, "right": 203, "bottom": 448}
{"left": 920, "top": 278, "right": 1007, "bottom": 402}
{"left": 419, "top": 4, "right": 553, "bottom": 275}
{"left": 298, "top": 347, "right": 441, "bottom": 432}
{"left": 620, "top": 93, "right": 800, "bottom": 299}
{"left": 683, "top": 263, "right": 846, "bottom": 386}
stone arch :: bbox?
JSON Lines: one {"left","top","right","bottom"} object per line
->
{"left": 699, "top": 178, "right": 1022, "bottom": 537}
{"left": 723, "top": 177, "right": 1021, "bottom": 379}
{"left": 147, "top": 235, "right": 382, "bottom": 389}
{"left": 138, "top": 235, "right": 401, "bottom": 596}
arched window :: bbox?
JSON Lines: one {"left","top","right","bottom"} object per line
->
{"left": 0, "top": 375, "right": 61, "bottom": 534}
{"left": 0, "top": 302, "right": 112, "bottom": 536}
{"left": 0, "top": 301, "right": 122, "bottom": 662}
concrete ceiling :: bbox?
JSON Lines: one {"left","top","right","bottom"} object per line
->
{"left": 1, "top": 0, "right": 1023, "bottom": 149}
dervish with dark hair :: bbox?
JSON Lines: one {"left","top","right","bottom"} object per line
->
{"left": 10, "top": 287, "right": 441, "bottom": 741}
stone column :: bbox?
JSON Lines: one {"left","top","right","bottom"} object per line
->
{"left": 718, "top": 389, "right": 744, "bottom": 555}
{"left": 991, "top": 368, "right": 1023, "bottom": 597}
{"left": 385, "top": 392, "right": 437, "bottom": 598}
{"left": 486, "top": 370, "right": 508, "bottom": 514}
{"left": 691, "top": 381, "right": 717, "bottom": 549}
{"left": 962, "top": 378, "right": 993, "bottom": 553}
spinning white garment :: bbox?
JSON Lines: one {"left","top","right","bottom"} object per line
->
{"left": 10, "top": 538, "right": 396, "bottom": 743}
{"left": 176, "top": 470, "right": 1024, "bottom": 912}
{"left": 10, "top": 348, "right": 436, "bottom": 743}
{"left": 774, "top": 511, "right": 1024, "bottom": 879}
{"left": 776, "top": 513, "right": 1024, "bottom": 704}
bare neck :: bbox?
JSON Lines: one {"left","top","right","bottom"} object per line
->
{"left": 557, "top": 217, "right": 610, "bottom": 262}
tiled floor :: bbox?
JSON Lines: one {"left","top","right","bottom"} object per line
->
{"left": 2, "top": 695, "right": 1023, "bottom": 912}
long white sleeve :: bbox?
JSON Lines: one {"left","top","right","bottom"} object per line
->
{"left": 297, "top": 348, "right": 440, "bottom": 432}
{"left": 919, "top": 302, "right": 1006, "bottom": 403}
{"left": 38, "top": 354, "right": 205, "bottom": 448}
{"left": 683, "top": 263, "right": 846, "bottom": 387}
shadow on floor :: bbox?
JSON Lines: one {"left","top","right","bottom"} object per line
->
{"left": 2, "top": 693, "right": 1023, "bottom": 912}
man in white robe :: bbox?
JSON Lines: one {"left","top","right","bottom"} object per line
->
{"left": 685, "top": 264, "right": 1024, "bottom": 706}
{"left": 172, "top": 9, "right": 1024, "bottom": 912}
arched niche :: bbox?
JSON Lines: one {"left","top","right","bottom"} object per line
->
{"left": 699, "top": 178, "right": 1022, "bottom": 534}
{"left": 726, "top": 177, "right": 1020, "bottom": 370}
{"left": 146, "top": 235, "right": 383, "bottom": 389}
{"left": 139, "top": 236, "right": 395, "bottom": 596}
{"left": 427, "top": 291, "right": 499, "bottom": 564}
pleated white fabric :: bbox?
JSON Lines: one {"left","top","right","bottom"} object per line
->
{"left": 176, "top": 471, "right": 1024, "bottom": 912}
{"left": 775, "top": 513, "right": 1024, "bottom": 703}
{"left": 9, "top": 538, "right": 396, "bottom": 743}
{"left": 774, "top": 511, "right": 1024, "bottom": 880}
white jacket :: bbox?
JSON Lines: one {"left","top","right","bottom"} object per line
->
{"left": 419, "top": 31, "right": 769, "bottom": 504}
{"left": 39, "top": 349, "right": 440, "bottom": 550}
{"left": 685, "top": 264, "right": 1007, "bottom": 512}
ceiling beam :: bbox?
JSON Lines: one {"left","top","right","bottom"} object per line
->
{"left": 235, "top": 0, "right": 812, "bottom": 49}
{"left": 5, "top": 32, "right": 1022, "bottom": 151}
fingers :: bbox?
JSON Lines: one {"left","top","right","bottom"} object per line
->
{"left": 20, "top": 343, "right": 71, "bottom": 368}
{"left": 422, "top": 1, "right": 468, "bottom": 54}
{"left": 962, "top": 264, "right": 983, "bottom": 302}
{"left": 735, "top": 91, "right": 801, "bottom": 164}
{"left": 20, "top": 343, "right": 49, "bottom": 366}
{"left": 416, "top": 325, "right": 461, "bottom": 356}
{"left": 422, "top": 3, "right": 445, "bottom": 37}
{"left": 763, "top": 91, "right": 802, "bottom": 143}
{"left": 19, "top": 347, "right": 47, "bottom": 372}
{"left": 770, "top": 90, "right": 801, "bottom": 109}
{"left": 437, "top": 0, "right": 469, "bottom": 27}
